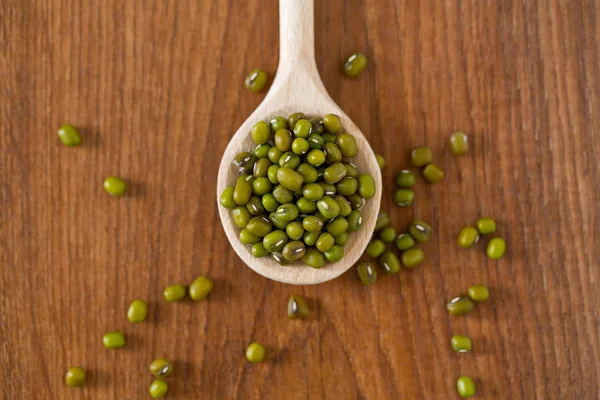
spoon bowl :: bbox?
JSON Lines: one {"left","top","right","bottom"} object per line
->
{"left": 217, "top": 0, "right": 382, "bottom": 285}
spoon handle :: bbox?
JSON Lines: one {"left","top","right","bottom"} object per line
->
{"left": 274, "top": 0, "right": 321, "bottom": 87}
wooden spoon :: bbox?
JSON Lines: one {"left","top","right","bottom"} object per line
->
{"left": 217, "top": 0, "right": 382, "bottom": 285}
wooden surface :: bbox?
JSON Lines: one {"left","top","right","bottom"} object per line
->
{"left": 1, "top": 0, "right": 599, "bottom": 399}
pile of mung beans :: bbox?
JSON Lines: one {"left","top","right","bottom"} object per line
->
{"left": 219, "top": 112, "right": 376, "bottom": 268}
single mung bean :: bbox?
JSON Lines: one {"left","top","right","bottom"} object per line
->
{"left": 486, "top": 237, "right": 506, "bottom": 259}
{"left": 317, "top": 196, "right": 341, "bottom": 219}
{"left": 149, "top": 379, "right": 169, "bottom": 398}
{"left": 269, "top": 212, "right": 290, "bottom": 231}
{"left": 356, "top": 261, "right": 377, "bottom": 286}
{"left": 347, "top": 210, "right": 362, "bottom": 232}
{"left": 275, "top": 203, "right": 299, "bottom": 222}
{"left": 468, "top": 284, "right": 490, "bottom": 302}
{"left": 240, "top": 228, "right": 261, "bottom": 244}
{"left": 395, "top": 170, "right": 416, "bottom": 187}
{"left": 287, "top": 295, "right": 309, "bottom": 319}
{"left": 379, "top": 250, "right": 401, "bottom": 274}
{"left": 323, "top": 162, "right": 347, "bottom": 184}
{"left": 282, "top": 241, "right": 306, "bottom": 261}
{"left": 238, "top": 174, "right": 255, "bottom": 184}
{"left": 253, "top": 158, "right": 272, "bottom": 178}
{"left": 276, "top": 167, "right": 304, "bottom": 191}
{"left": 308, "top": 118, "right": 324, "bottom": 134}
{"left": 395, "top": 233, "right": 415, "bottom": 251}
{"left": 102, "top": 331, "right": 126, "bottom": 349}
{"left": 57, "top": 124, "right": 81, "bottom": 146}
{"left": 324, "top": 245, "right": 344, "bottom": 261}
{"left": 302, "top": 215, "right": 323, "bottom": 232}
{"left": 232, "top": 206, "right": 252, "bottom": 228}
{"left": 293, "top": 119, "right": 312, "bottom": 138}
{"left": 401, "top": 248, "right": 424, "bottom": 268}
{"left": 150, "top": 358, "right": 173, "bottom": 378}
{"left": 422, "top": 163, "right": 444, "bottom": 183}
{"left": 296, "top": 197, "right": 317, "bottom": 213}
{"left": 379, "top": 226, "right": 397, "bottom": 243}
{"left": 263, "top": 230, "right": 288, "bottom": 252}
{"left": 303, "top": 231, "right": 320, "bottom": 246}
{"left": 252, "top": 242, "right": 270, "bottom": 257}
{"left": 449, "top": 131, "right": 469, "bottom": 156}
{"left": 189, "top": 276, "right": 213, "bottom": 301}
{"left": 306, "top": 149, "right": 326, "bottom": 166}
{"left": 246, "top": 195, "right": 265, "bottom": 215}
{"left": 296, "top": 163, "right": 319, "bottom": 183}
{"left": 456, "top": 376, "right": 476, "bottom": 398}
{"left": 292, "top": 138, "right": 310, "bottom": 155}
{"left": 394, "top": 189, "right": 414, "bottom": 206}
{"left": 252, "top": 177, "right": 272, "bottom": 196}
{"left": 268, "top": 146, "right": 283, "bottom": 164}
{"left": 322, "top": 133, "right": 337, "bottom": 143}
{"left": 302, "top": 248, "right": 326, "bottom": 268}
{"left": 323, "top": 142, "right": 343, "bottom": 164}
{"left": 319, "top": 182, "right": 336, "bottom": 196}
{"left": 220, "top": 186, "right": 236, "bottom": 208}
{"left": 251, "top": 120, "right": 271, "bottom": 144}
{"left": 343, "top": 162, "right": 359, "bottom": 178}
{"left": 288, "top": 112, "right": 307, "bottom": 130}
{"left": 357, "top": 174, "right": 376, "bottom": 198}
{"left": 451, "top": 335, "right": 472, "bottom": 353}
{"left": 254, "top": 143, "right": 271, "bottom": 159}
{"left": 233, "top": 152, "right": 256, "bottom": 174}
{"left": 307, "top": 133, "right": 324, "bottom": 149}
{"left": 270, "top": 116, "right": 288, "bottom": 132}
{"left": 127, "top": 300, "right": 148, "bottom": 323}
{"left": 366, "top": 238, "right": 386, "bottom": 258}
{"left": 233, "top": 179, "right": 252, "bottom": 205}
{"left": 303, "top": 182, "right": 325, "bottom": 201}
{"left": 326, "top": 216, "right": 349, "bottom": 236}
{"left": 446, "top": 296, "right": 475, "bottom": 316}
{"left": 476, "top": 217, "right": 497, "bottom": 235}
{"left": 316, "top": 232, "right": 335, "bottom": 252}
{"left": 410, "top": 146, "right": 433, "bottom": 167}
{"left": 336, "top": 133, "right": 358, "bottom": 157}
{"left": 272, "top": 185, "right": 293, "bottom": 204}
{"left": 335, "top": 232, "right": 348, "bottom": 246}
{"left": 244, "top": 68, "right": 268, "bottom": 93}
{"left": 408, "top": 220, "right": 432, "bottom": 243}
{"left": 457, "top": 226, "right": 480, "bottom": 248}
{"left": 274, "top": 128, "right": 293, "bottom": 151}
{"left": 322, "top": 114, "right": 343, "bottom": 133}
{"left": 262, "top": 193, "right": 280, "bottom": 212}
{"left": 336, "top": 177, "right": 358, "bottom": 196}
{"left": 65, "top": 366, "right": 86, "bottom": 387}
{"left": 164, "top": 284, "right": 187, "bottom": 302}
{"left": 376, "top": 154, "right": 385, "bottom": 169}
{"left": 272, "top": 251, "right": 289, "bottom": 265}
{"left": 374, "top": 211, "right": 390, "bottom": 232}
{"left": 347, "top": 194, "right": 365, "bottom": 210}
{"left": 246, "top": 342, "right": 266, "bottom": 362}
{"left": 278, "top": 151, "right": 301, "bottom": 169}
{"left": 286, "top": 221, "right": 305, "bottom": 240}
{"left": 103, "top": 176, "right": 127, "bottom": 197}
{"left": 333, "top": 195, "right": 352, "bottom": 217}
{"left": 343, "top": 52, "right": 368, "bottom": 78}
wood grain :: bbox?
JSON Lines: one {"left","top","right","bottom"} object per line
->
{"left": 1, "top": 0, "right": 599, "bottom": 399}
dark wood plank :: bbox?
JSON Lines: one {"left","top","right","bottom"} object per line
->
{"left": 1, "top": 0, "right": 599, "bottom": 398}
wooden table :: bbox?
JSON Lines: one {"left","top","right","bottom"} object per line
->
{"left": 1, "top": 0, "right": 599, "bottom": 398}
